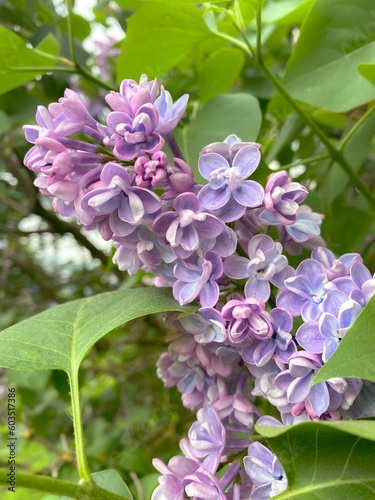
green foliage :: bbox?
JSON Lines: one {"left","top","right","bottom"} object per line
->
{"left": 315, "top": 294, "right": 375, "bottom": 384}
{"left": 257, "top": 420, "right": 375, "bottom": 499}
{"left": 198, "top": 47, "right": 245, "bottom": 103}
{"left": 0, "top": 287, "right": 196, "bottom": 376}
{"left": 0, "top": 28, "right": 59, "bottom": 95}
{"left": 175, "top": 93, "right": 262, "bottom": 182}
{"left": 117, "top": 0, "right": 211, "bottom": 81}
{"left": 283, "top": 0, "right": 375, "bottom": 111}
{"left": 358, "top": 63, "right": 375, "bottom": 86}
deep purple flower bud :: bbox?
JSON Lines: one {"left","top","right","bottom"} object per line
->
{"left": 312, "top": 248, "right": 361, "bottom": 281}
{"left": 277, "top": 259, "right": 335, "bottom": 321}
{"left": 222, "top": 296, "right": 272, "bottom": 343}
{"left": 224, "top": 234, "right": 293, "bottom": 302}
{"left": 106, "top": 74, "right": 158, "bottom": 117}
{"left": 200, "top": 134, "right": 260, "bottom": 163}
{"left": 179, "top": 308, "right": 227, "bottom": 344}
{"left": 173, "top": 251, "right": 223, "bottom": 307}
{"left": 153, "top": 193, "right": 223, "bottom": 258}
{"left": 82, "top": 162, "right": 161, "bottom": 238}
{"left": 134, "top": 151, "right": 169, "bottom": 188}
{"left": 244, "top": 442, "right": 287, "bottom": 500}
{"left": 107, "top": 103, "right": 164, "bottom": 161}
{"left": 154, "top": 86, "right": 189, "bottom": 135}
{"left": 188, "top": 405, "right": 225, "bottom": 473}
{"left": 198, "top": 146, "right": 264, "bottom": 221}
{"left": 261, "top": 170, "right": 307, "bottom": 225}
{"left": 275, "top": 351, "right": 346, "bottom": 417}
{"left": 162, "top": 158, "right": 195, "bottom": 200}
{"left": 242, "top": 307, "right": 297, "bottom": 366}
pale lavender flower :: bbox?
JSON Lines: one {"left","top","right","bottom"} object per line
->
{"left": 277, "top": 206, "right": 325, "bottom": 255}
{"left": 275, "top": 352, "right": 346, "bottom": 417}
{"left": 152, "top": 193, "right": 223, "bottom": 258}
{"left": 244, "top": 442, "right": 287, "bottom": 499}
{"left": 242, "top": 307, "right": 296, "bottom": 366}
{"left": 350, "top": 261, "right": 375, "bottom": 304}
{"left": 221, "top": 296, "right": 272, "bottom": 343}
{"left": 48, "top": 88, "right": 105, "bottom": 141}
{"left": 224, "top": 234, "right": 293, "bottom": 302}
{"left": 188, "top": 405, "right": 226, "bottom": 473}
{"left": 173, "top": 251, "right": 223, "bottom": 307}
{"left": 200, "top": 134, "right": 260, "bottom": 163}
{"left": 198, "top": 146, "right": 264, "bottom": 221}
{"left": 82, "top": 162, "right": 161, "bottom": 237}
{"left": 152, "top": 453, "right": 199, "bottom": 500}
{"left": 179, "top": 308, "right": 227, "bottom": 344}
{"left": 277, "top": 259, "right": 335, "bottom": 321}
{"left": 154, "top": 86, "right": 189, "bottom": 135}
{"left": 134, "top": 151, "right": 169, "bottom": 188}
{"left": 106, "top": 74, "right": 158, "bottom": 117}
{"left": 297, "top": 299, "right": 363, "bottom": 362}
{"left": 185, "top": 467, "right": 227, "bottom": 500}
{"left": 107, "top": 103, "right": 164, "bottom": 161}
{"left": 261, "top": 170, "right": 307, "bottom": 225}
{"left": 311, "top": 248, "right": 361, "bottom": 281}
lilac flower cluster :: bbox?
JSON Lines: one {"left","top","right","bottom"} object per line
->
{"left": 23, "top": 75, "right": 375, "bottom": 499}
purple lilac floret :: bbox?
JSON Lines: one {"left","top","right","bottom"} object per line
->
{"left": 23, "top": 75, "right": 375, "bottom": 500}
{"left": 152, "top": 193, "right": 223, "bottom": 258}
{"left": 198, "top": 145, "right": 264, "bottom": 221}
{"left": 244, "top": 442, "right": 287, "bottom": 499}
{"left": 224, "top": 234, "right": 293, "bottom": 302}
{"left": 261, "top": 170, "right": 307, "bottom": 225}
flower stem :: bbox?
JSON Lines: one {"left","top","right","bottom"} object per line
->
{"left": 275, "top": 153, "right": 331, "bottom": 171}
{"left": 338, "top": 104, "right": 375, "bottom": 151}
{"left": 65, "top": 0, "right": 113, "bottom": 91}
{"left": 0, "top": 468, "right": 130, "bottom": 500}
{"left": 69, "top": 369, "right": 92, "bottom": 484}
{"left": 165, "top": 132, "right": 185, "bottom": 160}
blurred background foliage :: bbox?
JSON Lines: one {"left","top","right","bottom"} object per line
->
{"left": 0, "top": 0, "right": 375, "bottom": 498}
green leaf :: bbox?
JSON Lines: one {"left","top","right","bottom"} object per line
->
{"left": 321, "top": 203, "right": 375, "bottom": 255}
{"left": 358, "top": 63, "right": 375, "bottom": 86}
{"left": 175, "top": 93, "right": 262, "bottom": 183}
{"left": 282, "top": 0, "right": 375, "bottom": 111}
{"left": 60, "top": 470, "right": 133, "bottom": 500}
{"left": 92, "top": 470, "right": 133, "bottom": 499}
{"left": 60, "top": 14, "right": 91, "bottom": 42}
{"left": 199, "top": 48, "right": 245, "bottom": 103}
{"left": 0, "top": 28, "right": 60, "bottom": 95}
{"left": 314, "top": 294, "right": 375, "bottom": 385}
{"left": 256, "top": 420, "right": 375, "bottom": 499}
{"left": 0, "top": 287, "right": 196, "bottom": 377}
{"left": 262, "top": 0, "right": 314, "bottom": 25}
{"left": 117, "top": 0, "right": 210, "bottom": 82}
